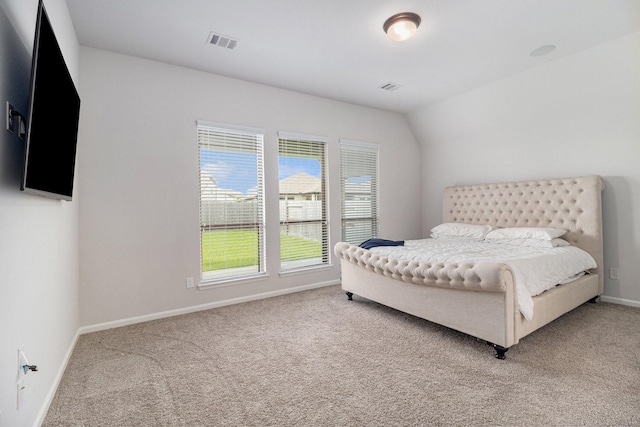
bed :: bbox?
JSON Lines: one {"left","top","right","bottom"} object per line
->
{"left": 334, "top": 175, "right": 604, "bottom": 359}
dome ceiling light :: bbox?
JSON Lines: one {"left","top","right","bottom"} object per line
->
{"left": 383, "top": 12, "right": 421, "bottom": 42}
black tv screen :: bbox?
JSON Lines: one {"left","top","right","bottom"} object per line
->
{"left": 22, "top": 0, "right": 81, "bottom": 201}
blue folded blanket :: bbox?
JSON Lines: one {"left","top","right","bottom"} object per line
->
{"left": 359, "top": 238, "right": 405, "bottom": 250}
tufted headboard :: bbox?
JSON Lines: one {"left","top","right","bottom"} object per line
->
{"left": 442, "top": 176, "right": 604, "bottom": 293}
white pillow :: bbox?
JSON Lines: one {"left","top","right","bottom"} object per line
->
{"left": 485, "top": 227, "right": 566, "bottom": 241}
{"left": 484, "top": 237, "right": 570, "bottom": 248}
{"left": 430, "top": 223, "right": 494, "bottom": 240}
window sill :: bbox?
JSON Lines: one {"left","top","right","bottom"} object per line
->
{"left": 198, "top": 273, "right": 269, "bottom": 290}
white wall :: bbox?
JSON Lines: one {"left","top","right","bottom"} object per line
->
{"left": 77, "top": 47, "right": 422, "bottom": 327}
{"left": 0, "top": 0, "right": 80, "bottom": 426}
{"left": 408, "top": 32, "right": 640, "bottom": 305}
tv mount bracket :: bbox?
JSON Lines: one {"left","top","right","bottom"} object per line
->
{"left": 5, "top": 101, "right": 26, "bottom": 140}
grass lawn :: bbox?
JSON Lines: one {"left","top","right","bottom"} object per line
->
{"left": 202, "top": 229, "right": 322, "bottom": 272}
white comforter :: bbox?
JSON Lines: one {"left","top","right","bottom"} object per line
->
{"left": 368, "top": 238, "right": 597, "bottom": 320}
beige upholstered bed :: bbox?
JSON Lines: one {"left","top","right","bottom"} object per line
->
{"left": 334, "top": 175, "right": 604, "bottom": 358}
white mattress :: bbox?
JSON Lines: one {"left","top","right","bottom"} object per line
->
{"left": 368, "top": 238, "right": 597, "bottom": 320}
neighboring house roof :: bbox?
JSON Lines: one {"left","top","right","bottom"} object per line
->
{"left": 200, "top": 171, "right": 323, "bottom": 199}
{"left": 200, "top": 171, "right": 244, "bottom": 200}
{"left": 279, "top": 172, "right": 320, "bottom": 194}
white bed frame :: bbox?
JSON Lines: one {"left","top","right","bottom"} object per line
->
{"left": 335, "top": 176, "right": 604, "bottom": 359}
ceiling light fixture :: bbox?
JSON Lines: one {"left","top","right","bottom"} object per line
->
{"left": 383, "top": 12, "right": 421, "bottom": 42}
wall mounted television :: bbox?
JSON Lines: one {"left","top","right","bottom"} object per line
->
{"left": 22, "top": 0, "right": 81, "bottom": 201}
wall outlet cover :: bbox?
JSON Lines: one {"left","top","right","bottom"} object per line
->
{"left": 186, "top": 277, "right": 195, "bottom": 288}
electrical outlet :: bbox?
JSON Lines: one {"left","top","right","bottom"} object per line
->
{"left": 6, "top": 101, "right": 15, "bottom": 133}
{"left": 186, "top": 277, "right": 195, "bottom": 288}
{"left": 15, "top": 347, "right": 38, "bottom": 409}
{"left": 609, "top": 268, "right": 619, "bottom": 280}
{"left": 17, "top": 382, "right": 25, "bottom": 410}
{"left": 17, "top": 347, "right": 26, "bottom": 410}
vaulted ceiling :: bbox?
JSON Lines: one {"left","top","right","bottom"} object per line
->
{"left": 66, "top": 0, "right": 640, "bottom": 113}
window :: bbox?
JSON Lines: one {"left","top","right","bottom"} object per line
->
{"left": 197, "top": 121, "right": 265, "bottom": 282}
{"left": 340, "top": 140, "right": 380, "bottom": 245}
{"left": 278, "top": 132, "right": 329, "bottom": 272}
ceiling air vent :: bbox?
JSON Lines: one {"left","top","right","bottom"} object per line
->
{"left": 207, "top": 32, "right": 238, "bottom": 50}
{"left": 378, "top": 82, "right": 403, "bottom": 92}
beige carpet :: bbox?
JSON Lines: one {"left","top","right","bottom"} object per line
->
{"left": 43, "top": 285, "right": 640, "bottom": 426}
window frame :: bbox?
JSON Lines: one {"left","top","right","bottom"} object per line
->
{"left": 197, "top": 120, "right": 267, "bottom": 285}
{"left": 277, "top": 131, "right": 330, "bottom": 274}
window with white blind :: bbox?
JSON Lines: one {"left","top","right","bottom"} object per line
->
{"left": 278, "top": 132, "right": 329, "bottom": 272}
{"left": 197, "top": 121, "right": 265, "bottom": 282}
{"left": 340, "top": 140, "right": 380, "bottom": 245}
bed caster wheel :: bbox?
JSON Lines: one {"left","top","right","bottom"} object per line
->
{"left": 493, "top": 344, "right": 509, "bottom": 360}
{"left": 487, "top": 342, "right": 509, "bottom": 360}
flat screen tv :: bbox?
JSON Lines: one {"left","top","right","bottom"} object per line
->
{"left": 22, "top": 0, "right": 81, "bottom": 201}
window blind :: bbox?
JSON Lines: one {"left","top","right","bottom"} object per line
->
{"left": 278, "top": 133, "right": 329, "bottom": 271}
{"left": 197, "top": 122, "right": 265, "bottom": 282}
{"left": 340, "top": 140, "right": 380, "bottom": 245}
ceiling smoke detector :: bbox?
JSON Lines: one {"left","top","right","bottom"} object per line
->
{"left": 207, "top": 32, "right": 238, "bottom": 49}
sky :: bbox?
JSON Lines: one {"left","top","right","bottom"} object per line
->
{"left": 201, "top": 150, "right": 321, "bottom": 195}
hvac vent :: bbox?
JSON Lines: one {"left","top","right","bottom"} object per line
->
{"left": 207, "top": 32, "right": 238, "bottom": 49}
{"left": 378, "top": 82, "right": 403, "bottom": 91}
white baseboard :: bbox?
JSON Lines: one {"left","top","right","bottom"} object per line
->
{"left": 599, "top": 295, "right": 640, "bottom": 308}
{"left": 79, "top": 280, "right": 340, "bottom": 335}
{"left": 33, "top": 330, "right": 80, "bottom": 427}
{"left": 79, "top": 283, "right": 635, "bottom": 336}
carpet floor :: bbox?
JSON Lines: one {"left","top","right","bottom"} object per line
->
{"left": 43, "top": 285, "right": 640, "bottom": 426}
